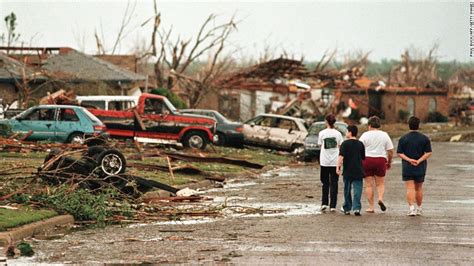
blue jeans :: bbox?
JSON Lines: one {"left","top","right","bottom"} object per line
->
{"left": 343, "top": 177, "right": 363, "bottom": 212}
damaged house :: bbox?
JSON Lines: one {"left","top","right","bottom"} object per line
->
{"left": 0, "top": 51, "right": 47, "bottom": 108}
{"left": 218, "top": 58, "right": 319, "bottom": 121}
{"left": 339, "top": 81, "right": 449, "bottom": 123}
{"left": 0, "top": 47, "right": 146, "bottom": 108}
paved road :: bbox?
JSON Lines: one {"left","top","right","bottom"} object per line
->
{"left": 14, "top": 142, "right": 474, "bottom": 264}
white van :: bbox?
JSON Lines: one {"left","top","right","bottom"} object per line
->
{"left": 76, "top": 95, "right": 139, "bottom": 111}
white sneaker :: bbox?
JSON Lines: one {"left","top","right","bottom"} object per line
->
{"left": 320, "top": 205, "right": 328, "bottom": 212}
{"left": 416, "top": 207, "right": 423, "bottom": 216}
{"left": 330, "top": 208, "right": 336, "bottom": 212}
{"left": 407, "top": 206, "right": 416, "bottom": 216}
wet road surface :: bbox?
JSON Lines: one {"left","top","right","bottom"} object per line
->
{"left": 12, "top": 142, "right": 474, "bottom": 264}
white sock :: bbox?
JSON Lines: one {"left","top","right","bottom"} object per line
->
{"left": 409, "top": 205, "right": 415, "bottom": 211}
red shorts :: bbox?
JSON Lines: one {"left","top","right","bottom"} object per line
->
{"left": 362, "top": 157, "right": 387, "bottom": 177}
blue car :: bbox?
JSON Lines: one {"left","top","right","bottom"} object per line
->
{"left": 0, "top": 105, "right": 107, "bottom": 144}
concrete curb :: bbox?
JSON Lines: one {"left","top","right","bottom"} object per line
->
{"left": 0, "top": 215, "right": 74, "bottom": 247}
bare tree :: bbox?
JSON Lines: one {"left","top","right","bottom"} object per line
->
{"left": 139, "top": 1, "right": 238, "bottom": 107}
{"left": 4, "top": 56, "right": 67, "bottom": 108}
{"left": 390, "top": 44, "right": 439, "bottom": 87}
{"left": 341, "top": 50, "right": 371, "bottom": 70}
{"left": 92, "top": 0, "right": 138, "bottom": 55}
{"left": 314, "top": 48, "right": 337, "bottom": 72}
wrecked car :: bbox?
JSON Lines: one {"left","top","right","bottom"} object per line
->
{"left": 303, "top": 121, "right": 348, "bottom": 161}
{"left": 180, "top": 109, "right": 244, "bottom": 147}
{"left": 0, "top": 105, "right": 108, "bottom": 144}
{"left": 88, "top": 93, "right": 217, "bottom": 150}
{"left": 40, "top": 145, "right": 178, "bottom": 198}
{"left": 242, "top": 114, "right": 308, "bottom": 151}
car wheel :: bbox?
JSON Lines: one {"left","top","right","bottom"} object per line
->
{"left": 95, "top": 149, "right": 126, "bottom": 176}
{"left": 67, "top": 132, "right": 85, "bottom": 144}
{"left": 215, "top": 133, "right": 226, "bottom": 146}
{"left": 183, "top": 131, "right": 207, "bottom": 150}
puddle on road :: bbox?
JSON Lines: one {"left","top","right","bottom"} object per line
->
{"left": 261, "top": 166, "right": 295, "bottom": 178}
{"left": 224, "top": 181, "right": 258, "bottom": 189}
{"left": 128, "top": 202, "right": 322, "bottom": 228}
{"left": 226, "top": 202, "right": 321, "bottom": 218}
{"left": 129, "top": 217, "right": 216, "bottom": 228}
{"left": 237, "top": 243, "right": 358, "bottom": 253}
{"left": 444, "top": 199, "right": 474, "bottom": 204}
{"left": 446, "top": 164, "right": 474, "bottom": 171}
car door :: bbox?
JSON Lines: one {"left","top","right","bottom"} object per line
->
{"left": 55, "top": 107, "right": 82, "bottom": 142}
{"left": 243, "top": 116, "right": 273, "bottom": 146}
{"left": 11, "top": 107, "right": 57, "bottom": 141}
{"left": 268, "top": 118, "right": 301, "bottom": 149}
{"left": 138, "top": 97, "right": 175, "bottom": 138}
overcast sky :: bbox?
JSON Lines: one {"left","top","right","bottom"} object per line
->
{"left": 0, "top": 0, "right": 470, "bottom": 62}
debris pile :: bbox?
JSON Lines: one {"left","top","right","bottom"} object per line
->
{"left": 309, "top": 66, "right": 366, "bottom": 90}
{"left": 0, "top": 137, "right": 83, "bottom": 153}
{"left": 221, "top": 58, "right": 311, "bottom": 92}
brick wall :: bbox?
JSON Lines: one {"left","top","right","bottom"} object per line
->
{"left": 388, "top": 94, "right": 449, "bottom": 122}
{"left": 340, "top": 90, "right": 449, "bottom": 122}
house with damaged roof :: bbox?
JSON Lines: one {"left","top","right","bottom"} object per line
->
{"left": 0, "top": 51, "right": 48, "bottom": 107}
{"left": 338, "top": 81, "right": 450, "bottom": 123}
{"left": 218, "top": 58, "right": 321, "bottom": 121}
{"left": 0, "top": 47, "right": 145, "bottom": 108}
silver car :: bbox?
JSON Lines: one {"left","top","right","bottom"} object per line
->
{"left": 242, "top": 114, "right": 308, "bottom": 151}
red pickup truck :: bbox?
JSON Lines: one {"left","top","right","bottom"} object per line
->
{"left": 88, "top": 93, "right": 216, "bottom": 149}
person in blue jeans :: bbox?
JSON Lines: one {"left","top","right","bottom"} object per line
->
{"left": 337, "top": 125, "right": 366, "bottom": 216}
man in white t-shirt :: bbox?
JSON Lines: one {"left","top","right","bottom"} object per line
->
{"left": 359, "top": 116, "right": 394, "bottom": 213}
{"left": 318, "top": 114, "right": 344, "bottom": 212}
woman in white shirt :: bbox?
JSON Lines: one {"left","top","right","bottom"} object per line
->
{"left": 359, "top": 116, "right": 394, "bottom": 213}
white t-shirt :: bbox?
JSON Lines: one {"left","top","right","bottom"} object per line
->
{"left": 359, "top": 130, "right": 394, "bottom": 159}
{"left": 318, "top": 128, "right": 344, "bottom": 167}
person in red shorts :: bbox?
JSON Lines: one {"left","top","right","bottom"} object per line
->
{"left": 359, "top": 116, "right": 394, "bottom": 213}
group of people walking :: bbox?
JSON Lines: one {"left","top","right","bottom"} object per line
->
{"left": 317, "top": 114, "right": 432, "bottom": 216}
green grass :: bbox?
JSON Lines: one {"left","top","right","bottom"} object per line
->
{"left": 0, "top": 151, "right": 48, "bottom": 159}
{"left": 0, "top": 208, "right": 58, "bottom": 231}
{"left": 0, "top": 146, "right": 291, "bottom": 198}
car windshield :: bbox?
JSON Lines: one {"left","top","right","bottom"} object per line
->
{"left": 308, "top": 122, "right": 347, "bottom": 136}
{"left": 308, "top": 123, "right": 326, "bottom": 135}
{"left": 163, "top": 98, "right": 177, "bottom": 114}
{"left": 14, "top": 108, "right": 34, "bottom": 120}
{"left": 82, "top": 108, "right": 102, "bottom": 124}
{"left": 212, "top": 111, "right": 230, "bottom": 123}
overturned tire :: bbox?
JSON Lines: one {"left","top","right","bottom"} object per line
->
{"left": 86, "top": 145, "right": 107, "bottom": 159}
{"left": 43, "top": 149, "right": 62, "bottom": 164}
{"left": 95, "top": 149, "right": 126, "bottom": 176}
